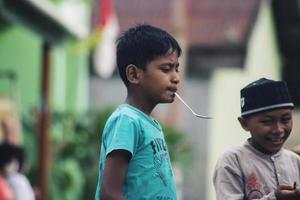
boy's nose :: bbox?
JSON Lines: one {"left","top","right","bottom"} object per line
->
{"left": 272, "top": 122, "right": 285, "bottom": 134}
{"left": 172, "top": 71, "right": 180, "bottom": 84}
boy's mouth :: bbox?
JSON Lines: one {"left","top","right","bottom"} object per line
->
{"left": 166, "top": 88, "right": 177, "bottom": 97}
{"left": 266, "top": 134, "right": 285, "bottom": 143}
{"left": 167, "top": 87, "right": 177, "bottom": 93}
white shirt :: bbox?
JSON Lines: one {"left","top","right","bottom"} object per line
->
{"left": 213, "top": 139, "right": 300, "bottom": 200}
{"left": 7, "top": 172, "right": 35, "bottom": 200}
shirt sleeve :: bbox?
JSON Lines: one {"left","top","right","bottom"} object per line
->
{"left": 105, "top": 114, "right": 140, "bottom": 157}
{"left": 213, "top": 154, "right": 245, "bottom": 200}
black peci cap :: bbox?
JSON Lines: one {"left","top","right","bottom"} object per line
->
{"left": 240, "top": 78, "right": 294, "bottom": 117}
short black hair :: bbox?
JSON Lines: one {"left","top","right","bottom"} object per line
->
{"left": 116, "top": 24, "right": 182, "bottom": 86}
{"left": 0, "top": 143, "right": 25, "bottom": 172}
{"left": 0, "top": 143, "right": 14, "bottom": 170}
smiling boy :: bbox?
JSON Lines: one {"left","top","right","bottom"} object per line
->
{"left": 94, "top": 24, "right": 181, "bottom": 200}
{"left": 213, "top": 78, "right": 300, "bottom": 200}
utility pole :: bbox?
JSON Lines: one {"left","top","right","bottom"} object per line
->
{"left": 169, "top": 0, "right": 187, "bottom": 127}
{"left": 37, "top": 42, "right": 52, "bottom": 200}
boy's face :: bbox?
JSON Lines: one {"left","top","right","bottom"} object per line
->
{"left": 238, "top": 108, "right": 293, "bottom": 155}
{"left": 139, "top": 50, "right": 180, "bottom": 104}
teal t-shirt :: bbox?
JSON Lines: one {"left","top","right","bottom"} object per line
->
{"left": 95, "top": 104, "right": 177, "bottom": 200}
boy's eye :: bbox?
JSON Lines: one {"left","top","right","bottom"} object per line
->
{"left": 161, "top": 64, "right": 179, "bottom": 73}
{"left": 281, "top": 117, "right": 291, "bottom": 123}
{"left": 161, "top": 67, "right": 171, "bottom": 72}
{"left": 260, "top": 119, "right": 273, "bottom": 125}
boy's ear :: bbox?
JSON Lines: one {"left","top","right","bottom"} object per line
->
{"left": 238, "top": 116, "right": 250, "bottom": 131}
{"left": 126, "top": 64, "right": 142, "bottom": 84}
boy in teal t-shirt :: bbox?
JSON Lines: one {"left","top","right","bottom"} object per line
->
{"left": 95, "top": 24, "right": 182, "bottom": 200}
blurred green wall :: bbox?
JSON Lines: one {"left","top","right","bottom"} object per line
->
{"left": 0, "top": 24, "right": 89, "bottom": 115}
{"left": 52, "top": 42, "right": 89, "bottom": 113}
{"left": 0, "top": 25, "right": 42, "bottom": 114}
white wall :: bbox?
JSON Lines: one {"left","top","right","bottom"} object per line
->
{"left": 207, "top": 1, "right": 282, "bottom": 199}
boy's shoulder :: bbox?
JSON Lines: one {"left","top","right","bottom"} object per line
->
{"left": 216, "top": 140, "right": 273, "bottom": 164}
{"left": 282, "top": 148, "right": 300, "bottom": 160}
{"left": 110, "top": 104, "right": 138, "bottom": 117}
{"left": 220, "top": 142, "right": 248, "bottom": 155}
{"left": 108, "top": 104, "right": 151, "bottom": 123}
{"left": 218, "top": 145, "right": 300, "bottom": 162}
{"left": 216, "top": 144, "right": 247, "bottom": 163}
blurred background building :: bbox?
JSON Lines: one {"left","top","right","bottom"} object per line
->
{"left": 0, "top": 0, "right": 299, "bottom": 199}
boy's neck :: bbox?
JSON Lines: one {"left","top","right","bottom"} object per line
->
{"left": 248, "top": 138, "right": 281, "bottom": 155}
{"left": 125, "top": 95, "right": 156, "bottom": 116}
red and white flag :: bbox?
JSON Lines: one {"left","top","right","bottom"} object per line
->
{"left": 93, "top": 0, "right": 119, "bottom": 78}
